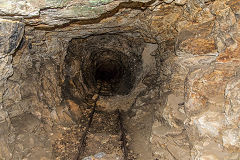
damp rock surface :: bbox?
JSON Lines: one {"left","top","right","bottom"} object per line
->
{"left": 0, "top": 0, "right": 240, "bottom": 160}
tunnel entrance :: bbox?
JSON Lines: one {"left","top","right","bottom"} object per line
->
{"left": 57, "top": 33, "right": 148, "bottom": 159}
{"left": 85, "top": 48, "right": 135, "bottom": 96}
{"left": 62, "top": 34, "right": 144, "bottom": 99}
{"left": 94, "top": 55, "right": 125, "bottom": 96}
{"left": 2, "top": 23, "right": 178, "bottom": 160}
{"left": 95, "top": 58, "right": 123, "bottom": 83}
{"left": 3, "top": 1, "right": 234, "bottom": 160}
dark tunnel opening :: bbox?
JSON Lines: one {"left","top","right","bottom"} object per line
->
{"left": 95, "top": 59, "right": 123, "bottom": 83}
{"left": 84, "top": 49, "right": 135, "bottom": 96}
{"left": 62, "top": 34, "right": 144, "bottom": 103}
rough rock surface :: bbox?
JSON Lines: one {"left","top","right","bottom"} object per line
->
{"left": 0, "top": 19, "right": 24, "bottom": 123}
{"left": 0, "top": 0, "right": 155, "bottom": 27}
{"left": 0, "top": 0, "right": 240, "bottom": 159}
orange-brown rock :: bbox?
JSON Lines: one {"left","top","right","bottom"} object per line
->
{"left": 217, "top": 38, "right": 240, "bottom": 63}
{"left": 177, "top": 21, "right": 217, "bottom": 55}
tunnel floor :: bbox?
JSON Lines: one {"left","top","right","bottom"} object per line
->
{"left": 53, "top": 108, "right": 128, "bottom": 159}
{"left": 53, "top": 84, "right": 150, "bottom": 160}
{"left": 52, "top": 67, "right": 156, "bottom": 160}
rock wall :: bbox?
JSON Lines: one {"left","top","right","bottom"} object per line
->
{"left": 0, "top": 0, "right": 240, "bottom": 159}
{"left": 0, "top": 19, "right": 24, "bottom": 122}
{"left": 151, "top": 1, "right": 240, "bottom": 159}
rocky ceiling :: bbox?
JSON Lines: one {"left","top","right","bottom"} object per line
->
{"left": 0, "top": 0, "right": 240, "bottom": 160}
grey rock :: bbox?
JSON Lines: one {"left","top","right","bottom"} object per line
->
{"left": 82, "top": 156, "right": 93, "bottom": 160}
{"left": 0, "top": 19, "right": 24, "bottom": 55}
{"left": 94, "top": 152, "right": 106, "bottom": 158}
{"left": 0, "top": 0, "right": 155, "bottom": 26}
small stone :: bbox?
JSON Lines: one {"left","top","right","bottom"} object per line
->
{"left": 50, "top": 110, "right": 59, "bottom": 121}
{"left": 94, "top": 152, "right": 106, "bottom": 159}
{"left": 92, "top": 94, "right": 99, "bottom": 101}
{"left": 82, "top": 156, "right": 93, "bottom": 160}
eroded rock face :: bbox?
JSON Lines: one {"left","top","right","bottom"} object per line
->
{"left": 0, "top": 0, "right": 155, "bottom": 27}
{"left": 0, "top": 0, "right": 240, "bottom": 159}
{"left": 0, "top": 19, "right": 24, "bottom": 122}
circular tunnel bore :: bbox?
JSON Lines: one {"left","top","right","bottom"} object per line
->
{"left": 95, "top": 59, "right": 123, "bottom": 83}
{"left": 83, "top": 49, "right": 135, "bottom": 96}
{"left": 63, "top": 34, "right": 144, "bottom": 101}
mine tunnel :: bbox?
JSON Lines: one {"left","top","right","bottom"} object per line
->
{"left": 63, "top": 34, "right": 143, "bottom": 100}
{"left": 1, "top": 0, "right": 240, "bottom": 160}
